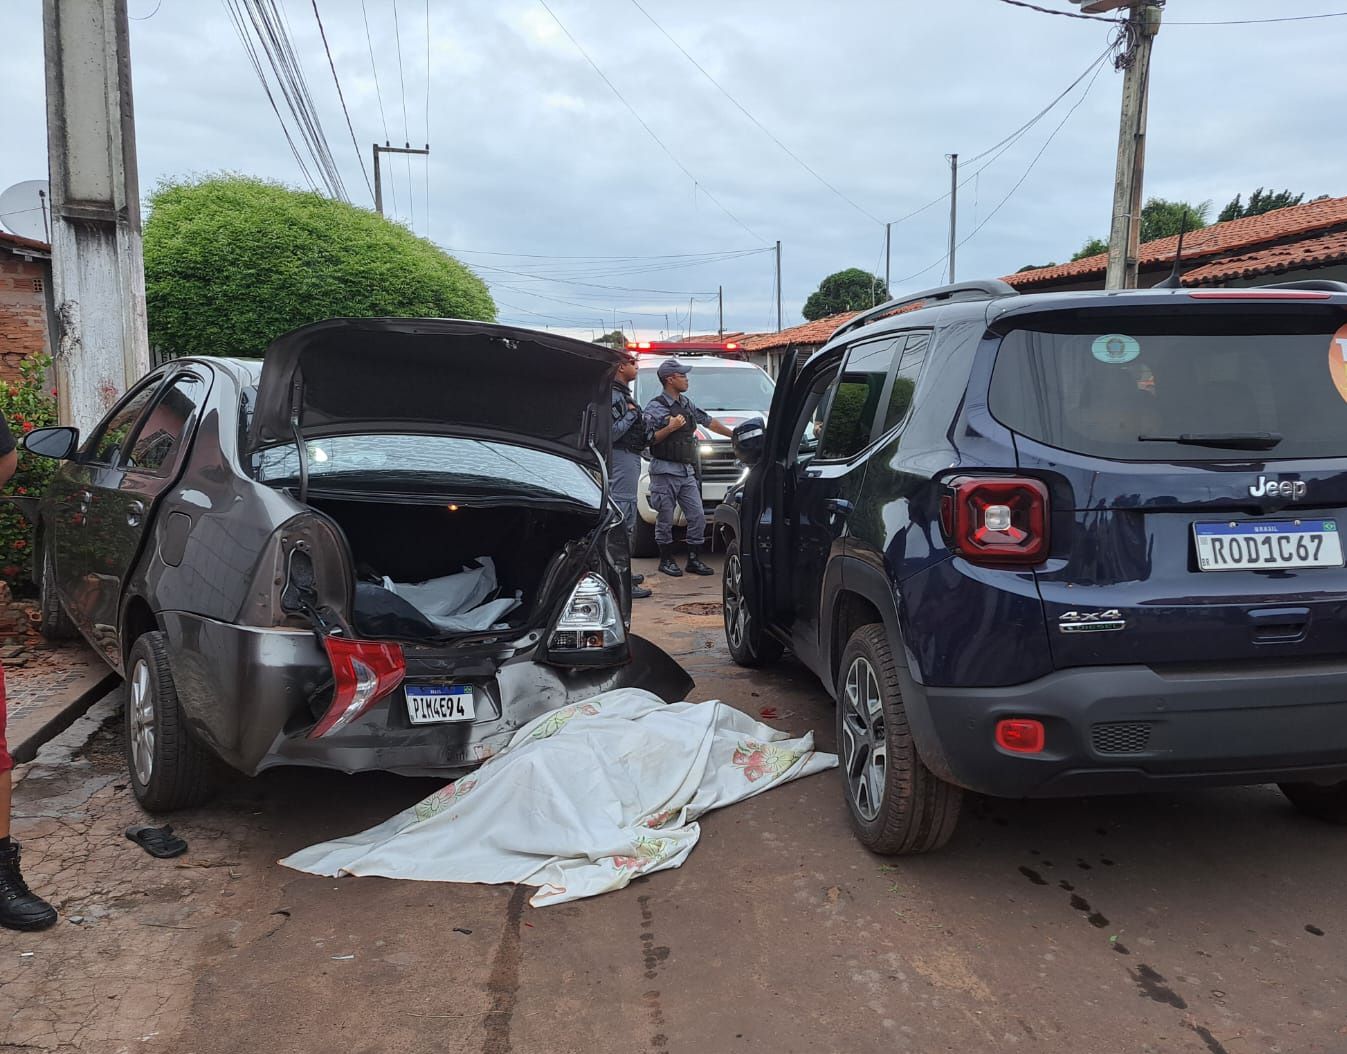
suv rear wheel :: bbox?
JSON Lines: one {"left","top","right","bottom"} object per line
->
{"left": 722, "top": 540, "right": 783, "bottom": 667}
{"left": 125, "top": 631, "right": 217, "bottom": 812}
{"left": 837, "top": 624, "right": 961, "bottom": 854}
{"left": 1280, "top": 781, "right": 1347, "bottom": 824}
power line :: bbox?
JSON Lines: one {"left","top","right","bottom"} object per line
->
{"left": 1166, "top": 10, "right": 1347, "bottom": 25}
{"left": 994, "top": 0, "right": 1115, "bottom": 20}
{"left": 535, "top": 0, "right": 765, "bottom": 245}
{"left": 359, "top": 0, "right": 398, "bottom": 218}
{"left": 628, "top": 0, "right": 882, "bottom": 227}
{"left": 392, "top": 0, "right": 413, "bottom": 227}
{"left": 441, "top": 246, "right": 771, "bottom": 261}
{"left": 310, "top": 0, "right": 375, "bottom": 202}
{"left": 424, "top": 0, "right": 432, "bottom": 237}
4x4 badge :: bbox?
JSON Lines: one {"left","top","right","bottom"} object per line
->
{"left": 1249, "top": 475, "right": 1307, "bottom": 500}
{"left": 1059, "top": 610, "right": 1126, "bottom": 634}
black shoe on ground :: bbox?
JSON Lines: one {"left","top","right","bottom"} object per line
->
{"left": 0, "top": 842, "right": 57, "bottom": 932}
{"left": 632, "top": 574, "right": 645, "bottom": 586}
{"left": 631, "top": 583, "right": 653, "bottom": 598}
{"left": 658, "top": 545, "right": 684, "bottom": 577}
{"left": 685, "top": 548, "right": 715, "bottom": 576}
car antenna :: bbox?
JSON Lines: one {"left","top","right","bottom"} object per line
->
{"left": 1154, "top": 211, "right": 1190, "bottom": 290}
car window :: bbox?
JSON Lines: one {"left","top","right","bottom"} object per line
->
{"left": 123, "top": 374, "right": 208, "bottom": 474}
{"left": 634, "top": 364, "right": 774, "bottom": 412}
{"left": 86, "top": 384, "right": 160, "bottom": 466}
{"left": 789, "top": 365, "right": 841, "bottom": 466}
{"left": 817, "top": 337, "right": 902, "bottom": 461}
{"left": 879, "top": 332, "right": 930, "bottom": 435}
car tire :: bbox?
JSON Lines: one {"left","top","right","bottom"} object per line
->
{"left": 125, "top": 631, "right": 217, "bottom": 812}
{"left": 1279, "top": 781, "right": 1347, "bottom": 824}
{"left": 37, "top": 541, "right": 79, "bottom": 641}
{"left": 722, "top": 540, "right": 783, "bottom": 667}
{"left": 633, "top": 517, "right": 659, "bottom": 558}
{"left": 836, "top": 624, "right": 961, "bottom": 855}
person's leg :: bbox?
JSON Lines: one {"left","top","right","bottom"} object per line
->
{"left": 650, "top": 474, "right": 682, "bottom": 576}
{"left": 678, "top": 477, "right": 713, "bottom": 575}
{"left": 0, "top": 668, "right": 57, "bottom": 931}
{"left": 615, "top": 496, "right": 651, "bottom": 598}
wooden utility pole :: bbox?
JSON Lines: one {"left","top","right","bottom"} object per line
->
{"left": 717, "top": 285, "right": 723, "bottom": 337}
{"left": 774, "top": 240, "right": 782, "bottom": 332}
{"left": 946, "top": 154, "right": 958, "bottom": 284}
{"left": 42, "top": 0, "right": 151, "bottom": 432}
{"left": 884, "top": 221, "right": 891, "bottom": 295}
{"left": 372, "top": 142, "right": 430, "bottom": 216}
{"left": 1103, "top": 3, "right": 1162, "bottom": 289}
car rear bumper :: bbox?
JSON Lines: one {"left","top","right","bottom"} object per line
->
{"left": 159, "top": 612, "right": 694, "bottom": 778}
{"left": 902, "top": 660, "right": 1347, "bottom": 798}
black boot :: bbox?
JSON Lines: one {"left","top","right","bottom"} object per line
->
{"left": 631, "top": 574, "right": 645, "bottom": 586}
{"left": 0, "top": 842, "right": 57, "bottom": 932}
{"left": 685, "top": 547, "right": 715, "bottom": 576}
{"left": 631, "top": 581, "right": 653, "bottom": 598}
{"left": 658, "top": 545, "right": 683, "bottom": 577}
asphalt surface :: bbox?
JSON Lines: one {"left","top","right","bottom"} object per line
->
{"left": 7, "top": 553, "right": 1347, "bottom": 1054}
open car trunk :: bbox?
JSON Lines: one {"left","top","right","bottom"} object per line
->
{"left": 309, "top": 495, "right": 602, "bottom": 642}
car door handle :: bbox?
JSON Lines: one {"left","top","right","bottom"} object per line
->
{"left": 126, "top": 501, "right": 146, "bottom": 527}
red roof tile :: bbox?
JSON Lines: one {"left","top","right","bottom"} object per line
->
{"left": 738, "top": 312, "right": 857, "bottom": 353}
{"left": 1005, "top": 195, "right": 1347, "bottom": 288}
{"left": 0, "top": 230, "right": 51, "bottom": 256}
{"left": 1180, "top": 229, "right": 1347, "bottom": 285}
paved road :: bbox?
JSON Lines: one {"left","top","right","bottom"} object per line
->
{"left": 6, "top": 555, "right": 1347, "bottom": 1053}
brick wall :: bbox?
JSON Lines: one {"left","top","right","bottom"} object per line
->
{"left": 0, "top": 256, "right": 52, "bottom": 384}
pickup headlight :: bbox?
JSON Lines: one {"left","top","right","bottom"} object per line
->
{"left": 547, "top": 573, "right": 628, "bottom": 665}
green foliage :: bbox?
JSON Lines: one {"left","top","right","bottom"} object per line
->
{"left": 594, "top": 330, "right": 629, "bottom": 348}
{"left": 1140, "top": 198, "right": 1211, "bottom": 243}
{"left": 1218, "top": 187, "right": 1306, "bottom": 223}
{"left": 1017, "top": 261, "right": 1058, "bottom": 273}
{"left": 0, "top": 355, "right": 58, "bottom": 590}
{"left": 1071, "top": 237, "right": 1108, "bottom": 262}
{"left": 802, "top": 269, "right": 890, "bottom": 321}
{"left": 143, "top": 175, "right": 495, "bottom": 358}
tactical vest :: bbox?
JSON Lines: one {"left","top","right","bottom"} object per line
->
{"left": 611, "top": 384, "right": 648, "bottom": 454}
{"left": 649, "top": 399, "right": 698, "bottom": 463}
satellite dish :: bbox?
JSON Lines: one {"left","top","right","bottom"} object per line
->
{"left": 0, "top": 180, "right": 52, "bottom": 243}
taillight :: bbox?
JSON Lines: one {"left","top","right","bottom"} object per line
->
{"left": 995, "top": 718, "right": 1045, "bottom": 754}
{"left": 309, "top": 636, "right": 406, "bottom": 738}
{"left": 941, "top": 477, "right": 1050, "bottom": 566}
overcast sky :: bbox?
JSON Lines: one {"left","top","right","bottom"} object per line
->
{"left": 2, "top": 0, "right": 1344, "bottom": 340}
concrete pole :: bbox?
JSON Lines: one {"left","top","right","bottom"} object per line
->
{"left": 717, "top": 285, "right": 723, "bottom": 337}
{"left": 947, "top": 154, "right": 958, "bottom": 284}
{"left": 372, "top": 142, "right": 383, "bottom": 215}
{"left": 43, "top": 0, "right": 152, "bottom": 432}
{"left": 884, "top": 221, "right": 891, "bottom": 296}
{"left": 774, "top": 240, "right": 782, "bottom": 332}
{"left": 1105, "top": 4, "right": 1162, "bottom": 290}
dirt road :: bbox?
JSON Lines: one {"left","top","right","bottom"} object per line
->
{"left": 6, "top": 555, "right": 1346, "bottom": 1053}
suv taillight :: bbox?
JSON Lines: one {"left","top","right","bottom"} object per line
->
{"left": 940, "top": 477, "right": 1050, "bottom": 566}
{"left": 309, "top": 636, "right": 406, "bottom": 738}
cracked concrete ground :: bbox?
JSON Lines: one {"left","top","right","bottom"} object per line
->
{"left": 6, "top": 555, "right": 1347, "bottom": 1053}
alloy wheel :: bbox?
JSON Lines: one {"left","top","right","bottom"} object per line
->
{"left": 840, "top": 656, "right": 886, "bottom": 821}
{"left": 723, "top": 553, "right": 748, "bottom": 651}
{"left": 129, "top": 658, "right": 156, "bottom": 786}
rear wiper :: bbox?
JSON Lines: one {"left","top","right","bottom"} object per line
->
{"left": 1137, "top": 432, "right": 1283, "bottom": 451}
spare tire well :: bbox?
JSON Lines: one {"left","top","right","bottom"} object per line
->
{"left": 832, "top": 591, "right": 883, "bottom": 686}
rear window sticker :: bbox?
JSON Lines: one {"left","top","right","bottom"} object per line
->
{"left": 1092, "top": 333, "right": 1141, "bottom": 365}
{"left": 1330, "top": 322, "right": 1347, "bottom": 404}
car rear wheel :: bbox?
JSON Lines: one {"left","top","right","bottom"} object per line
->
{"left": 37, "top": 542, "right": 78, "bottom": 641}
{"left": 125, "top": 631, "right": 217, "bottom": 812}
{"left": 836, "top": 624, "right": 961, "bottom": 855}
{"left": 1279, "top": 781, "right": 1347, "bottom": 824}
{"left": 722, "top": 540, "right": 783, "bottom": 667}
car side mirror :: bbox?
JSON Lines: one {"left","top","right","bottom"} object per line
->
{"left": 731, "top": 417, "right": 767, "bottom": 467}
{"left": 23, "top": 426, "right": 80, "bottom": 461}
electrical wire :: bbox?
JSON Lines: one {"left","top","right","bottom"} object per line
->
{"left": 1166, "top": 10, "right": 1347, "bottom": 24}
{"left": 360, "top": 0, "right": 397, "bottom": 218}
{"left": 424, "top": 0, "right": 432, "bottom": 237}
{"left": 628, "top": 0, "right": 882, "bottom": 227}
{"left": 392, "top": 0, "right": 413, "bottom": 227}
{"left": 535, "top": 0, "right": 765, "bottom": 245}
{"left": 310, "top": 0, "right": 375, "bottom": 202}
{"left": 441, "top": 245, "right": 772, "bottom": 261}
{"left": 131, "top": 0, "right": 164, "bottom": 19}
{"left": 994, "top": 0, "right": 1115, "bottom": 21}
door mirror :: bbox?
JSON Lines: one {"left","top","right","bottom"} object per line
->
{"left": 22, "top": 426, "right": 80, "bottom": 460}
{"left": 731, "top": 417, "right": 767, "bottom": 467}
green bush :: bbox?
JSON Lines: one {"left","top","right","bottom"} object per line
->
{"left": 144, "top": 175, "right": 495, "bottom": 358}
{"left": 0, "top": 354, "right": 57, "bottom": 590}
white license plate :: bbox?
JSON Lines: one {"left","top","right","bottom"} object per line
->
{"left": 405, "top": 684, "right": 475, "bottom": 725}
{"left": 1194, "top": 519, "right": 1343, "bottom": 572}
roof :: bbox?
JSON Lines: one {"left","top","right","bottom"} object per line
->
{"left": 1181, "top": 228, "right": 1347, "bottom": 285}
{"left": 1006, "top": 195, "right": 1347, "bottom": 289}
{"left": 668, "top": 332, "right": 748, "bottom": 344}
{"left": 0, "top": 230, "right": 51, "bottom": 259}
{"left": 738, "top": 312, "right": 857, "bottom": 353}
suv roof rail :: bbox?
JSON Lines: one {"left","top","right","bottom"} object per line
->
{"left": 829, "top": 279, "right": 1018, "bottom": 342}
{"left": 1259, "top": 279, "right": 1347, "bottom": 294}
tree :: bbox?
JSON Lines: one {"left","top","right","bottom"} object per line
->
{"left": 1071, "top": 237, "right": 1108, "bottom": 262}
{"left": 1139, "top": 197, "right": 1211, "bottom": 243}
{"left": 1218, "top": 187, "right": 1306, "bottom": 223}
{"left": 1016, "top": 261, "right": 1058, "bottom": 273}
{"left": 594, "top": 330, "right": 629, "bottom": 349}
{"left": 801, "top": 268, "right": 890, "bottom": 321}
{"left": 143, "top": 175, "right": 495, "bottom": 358}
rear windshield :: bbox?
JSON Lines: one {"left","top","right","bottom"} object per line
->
{"left": 988, "top": 308, "right": 1347, "bottom": 462}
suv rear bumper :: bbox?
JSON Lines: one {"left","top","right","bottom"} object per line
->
{"left": 904, "top": 661, "right": 1347, "bottom": 798}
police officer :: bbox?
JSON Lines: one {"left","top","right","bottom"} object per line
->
{"left": 644, "top": 358, "right": 734, "bottom": 577}
{"left": 611, "top": 351, "right": 653, "bottom": 599}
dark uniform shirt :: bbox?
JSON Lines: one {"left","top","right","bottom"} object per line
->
{"left": 611, "top": 382, "right": 646, "bottom": 451}
{"left": 644, "top": 391, "right": 712, "bottom": 478}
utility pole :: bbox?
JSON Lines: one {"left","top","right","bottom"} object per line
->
{"left": 372, "top": 141, "right": 430, "bottom": 216}
{"left": 774, "top": 240, "right": 782, "bottom": 332}
{"left": 717, "top": 285, "right": 723, "bottom": 337}
{"left": 946, "top": 154, "right": 959, "bottom": 284}
{"left": 1101, "top": 2, "right": 1162, "bottom": 289}
{"left": 689, "top": 297, "right": 693, "bottom": 338}
{"left": 43, "top": 0, "right": 152, "bottom": 432}
{"left": 884, "top": 222, "right": 891, "bottom": 296}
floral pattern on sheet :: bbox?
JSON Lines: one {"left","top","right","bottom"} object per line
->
{"left": 531, "top": 702, "right": 602, "bottom": 741}
{"left": 609, "top": 836, "right": 675, "bottom": 873}
{"left": 732, "top": 741, "right": 801, "bottom": 783}
{"left": 410, "top": 776, "right": 479, "bottom": 824}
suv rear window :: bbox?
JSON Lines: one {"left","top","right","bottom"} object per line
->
{"left": 989, "top": 308, "right": 1347, "bottom": 462}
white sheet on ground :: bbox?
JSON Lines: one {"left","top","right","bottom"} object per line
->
{"left": 380, "top": 557, "right": 522, "bottom": 632}
{"left": 280, "top": 688, "right": 837, "bottom": 906}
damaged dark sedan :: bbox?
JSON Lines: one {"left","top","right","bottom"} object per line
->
{"left": 23, "top": 318, "right": 692, "bottom": 810}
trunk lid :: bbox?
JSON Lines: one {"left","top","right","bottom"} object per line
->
{"left": 248, "top": 318, "right": 621, "bottom": 469}
{"left": 988, "top": 297, "right": 1347, "bottom": 669}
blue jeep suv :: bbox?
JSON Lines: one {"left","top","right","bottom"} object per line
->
{"left": 715, "top": 278, "right": 1347, "bottom": 854}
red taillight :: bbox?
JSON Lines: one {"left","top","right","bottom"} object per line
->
{"left": 942, "top": 477, "right": 1050, "bottom": 566}
{"left": 996, "top": 718, "right": 1045, "bottom": 754}
{"left": 309, "top": 637, "right": 406, "bottom": 738}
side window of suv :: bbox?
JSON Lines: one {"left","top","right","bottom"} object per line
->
{"left": 879, "top": 332, "right": 931, "bottom": 435}
{"left": 817, "top": 337, "right": 901, "bottom": 461}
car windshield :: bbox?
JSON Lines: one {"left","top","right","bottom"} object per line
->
{"left": 988, "top": 307, "right": 1347, "bottom": 462}
{"left": 636, "top": 364, "right": 774, "bottom": 412}
{"left": 254, "top": 434, "right": 601, "bottom": 506}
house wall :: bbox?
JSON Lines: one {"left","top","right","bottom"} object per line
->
{"left": 0, "top": 253, "right": 52, "bottom": 383}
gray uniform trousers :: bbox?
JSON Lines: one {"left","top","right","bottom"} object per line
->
{"left": 610, "top": 449, "right": 643, "bottom": 540}
{"left": 649, "top": 469, "right": 706, "bottom": 547}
